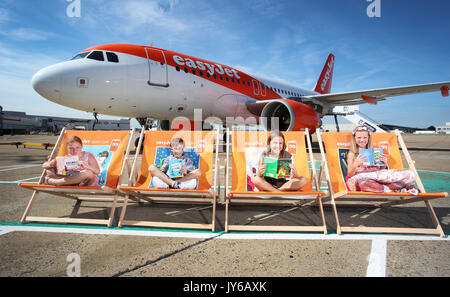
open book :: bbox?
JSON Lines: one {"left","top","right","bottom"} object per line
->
{"left": 263, "top": 157, "right": 291, "bottom": 179}
{"left": 359, "top": 148, "right": 384, "bottom": 166}
{"left": 56, "top": 155, "right": 80, "bottom": 175}
{"left": 167, "top": 158, "right": 185, "bottom": 179}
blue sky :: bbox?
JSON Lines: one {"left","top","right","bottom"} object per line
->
{"left": 1, "top": 0, "right": 449, "bottom": 128}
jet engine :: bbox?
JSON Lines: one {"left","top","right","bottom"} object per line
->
{"left": 260, "top": 99, "right": 321, "bottom": 132}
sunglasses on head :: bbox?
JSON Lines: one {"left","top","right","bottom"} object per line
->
{"left": 352, "top": 126, "right": 372, "bottom": 135}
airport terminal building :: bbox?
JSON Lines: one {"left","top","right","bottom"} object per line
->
{"left": 436, "top": 122, "right": 450, "bottom": 134}
{"left": 0, "top": 106, "right": 130, "bottom": 135}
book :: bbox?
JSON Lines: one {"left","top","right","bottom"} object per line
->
{"left": 166, "top": 158, "right": 185, "bottom": 178}
{"left": 263, "top": 157, "right": 291, "bottom": 179}
{"left": 359, "top": 148, "right": 384, "bottom": 166}
{"left": 56, "top": 155, "right": 80, "bottom": 175}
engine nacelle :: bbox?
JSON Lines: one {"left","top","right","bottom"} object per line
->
{"left": 260, "top": 99, "right": 321, "bottom": 132}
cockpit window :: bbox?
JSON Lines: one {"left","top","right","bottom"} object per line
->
{"left": 87, "top": 51, "right": 104, "bottom": 61}
{"left": 71, "top": 51, "right": 90, "bottom": 60}
{"left": 106, "top": 52, "right": 119, "bottom": 63}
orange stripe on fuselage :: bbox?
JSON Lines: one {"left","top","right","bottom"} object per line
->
{"left": 82, "top": 43, "right": 282, "bottom": 101}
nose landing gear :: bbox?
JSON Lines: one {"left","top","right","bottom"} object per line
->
{"left": 92, "top": 111, "right": 99, "bottom": 130}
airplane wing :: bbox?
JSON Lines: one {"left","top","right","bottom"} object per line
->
{"left": 304, "top": 81, "right": 450, "bottom": 106}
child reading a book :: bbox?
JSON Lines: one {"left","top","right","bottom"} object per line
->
{"left": 346, "top": 126, "right": 418, "bottom": 194}
{"left": 42, "top": 135, "right": 100, "bottom": 186}
{"left": 252, "top": 131, "right": 307, "bottom": 192}
{"left": 148, "top": 137, "right": 201, "bottom": 189}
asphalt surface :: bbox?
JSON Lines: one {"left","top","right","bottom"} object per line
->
{"left": 0, "top": 133, "right": 449, "bottom": 280}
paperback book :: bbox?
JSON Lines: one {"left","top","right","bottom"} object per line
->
{"left": 359, "top": 148, "right": 384, "bottom": 166}
{"left": 56, "top": 155, "right": 80, "bottom": 175}
{"left": 263, "top": 157, "right": 291, "bottom": 179}
{"left": 167, "top": 158, "right": 185, "bottom": 178}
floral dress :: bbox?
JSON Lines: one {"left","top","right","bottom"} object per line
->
{"left": 346, "top": 165, "right": 418, "bottom": 195}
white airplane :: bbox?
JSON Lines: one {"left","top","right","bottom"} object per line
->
{"left": 31, "top": 43, "right": 450, "bottom": 132}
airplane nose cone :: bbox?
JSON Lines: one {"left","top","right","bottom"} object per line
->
{"left": 31, "top": 65, "right": 62, "bottom": 103}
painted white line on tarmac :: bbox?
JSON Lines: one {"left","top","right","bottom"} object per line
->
{"left": 0, "top": 164, "right": 42, "bottom": 172}
{"left": 0, "top": 176, "right": 40, "bottom": 184}
{"left": 0, "top": 164, "right": 40, "bottom": 169}
{"left": 0, "top": 225, "right": 217, "bottom": 239}
{"left": 366, "top": 239, "right": 387, "bottom": 277}
{"left": 1, "top": 224, "right": 448, "bottom": 242}
{"left": 15, "top": 176, "right": 41, "bottom": 182}
{"left": 0, "top": 228, "right": 12, "bottom": 236}
{"left": 218, "top": 233, "right": 449, "bottom": 241}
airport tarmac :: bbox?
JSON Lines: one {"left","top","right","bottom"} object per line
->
{"left": 0, "top": 133, "right": 449, "bottom": 279}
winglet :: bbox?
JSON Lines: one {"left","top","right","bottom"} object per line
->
{"left": 441, "top": 86, "right": 449, "bottom": 97}
{"left": 314, "top": 53, "right": 335, "bottom": 94}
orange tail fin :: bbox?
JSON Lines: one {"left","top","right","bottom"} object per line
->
{"left": 314, "top": 53, "right": 335, "bottom": 94}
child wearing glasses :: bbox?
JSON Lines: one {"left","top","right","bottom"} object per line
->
{"left": 346, "top": 126, "right": 418, "bottom": 194}
{"left": 148, "top": 137, "right": 201, "bottom": 189}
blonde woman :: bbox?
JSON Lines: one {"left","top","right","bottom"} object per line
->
{"left": 346, "top": 126, "right": 418, "bottom": 194}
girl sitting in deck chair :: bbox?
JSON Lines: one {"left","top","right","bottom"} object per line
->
{"left": 252, "top": 130, "right": 307, "bottom": 192}
{"left": 346, "top": 126, "right": 419, "bottom": 194}
{"left": 43, "top": 135, "right": 100, "bottom": 186}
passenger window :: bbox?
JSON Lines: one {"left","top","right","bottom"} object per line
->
{"left": 106, "top": 52, "right": 119, "bottom": 63}
{"left": 87, "top": 51, "right": 104, "bottom": 61}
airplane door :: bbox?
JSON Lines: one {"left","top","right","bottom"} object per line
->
{"left": 145, "top": 48, "right": 169, "bottom": 87}
{"left": 252, "top": 80, "right": 266, "bottom": 97}
{"left": 252, "top": 79, "right": 260, "bottom": 96}
{"left": 260, "top": 83, "right": 267, "bottom": 96}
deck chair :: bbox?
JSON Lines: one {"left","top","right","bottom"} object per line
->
{"left": 118, "top": 129, "right": 219, "bottom": 231}
{"left": 20, "top": 128, "right": 134, "bottom": 227}
{"left": 317, "top": 130, "right": 448, "bottom": 237}
{"left": 224, "top": 129, "right": 327, "bottom": 233}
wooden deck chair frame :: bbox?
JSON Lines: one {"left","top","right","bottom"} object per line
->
{"left": 317, "top": 129, "right": 448, "bottom": 237}
{"left": 118, "top": 129, "right": 220, "bottom": 231}
{"left": 224, "top": 128, "right": 328, "bottom": 234}
{"left": 19, "top": 128, "right": 135, "bottom": 227}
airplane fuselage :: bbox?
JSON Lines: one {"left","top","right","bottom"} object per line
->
{"left": 32, "top": 43, "right": 322, "bottom": 131}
